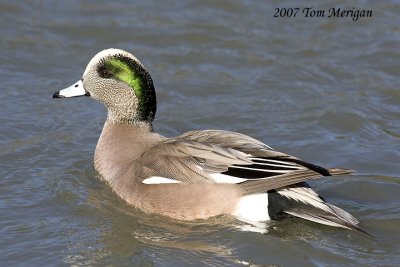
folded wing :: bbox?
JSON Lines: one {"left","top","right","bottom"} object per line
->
{"left": 138, "top": 130, "right": 352, "bottom": 189}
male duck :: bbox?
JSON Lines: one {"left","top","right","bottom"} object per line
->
{"left": 54, "top": 48, "right": 365, "bottom": 233}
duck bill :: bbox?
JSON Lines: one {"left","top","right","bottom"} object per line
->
{"left": 53, "top": 80, "right": 90, "bottom": 98}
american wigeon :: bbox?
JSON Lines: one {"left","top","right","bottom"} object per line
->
{"left": 53, "top": 48, "right": 366, "bottom": 234}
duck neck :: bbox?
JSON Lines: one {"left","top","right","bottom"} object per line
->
{"left": 106, "top": 107, "right": 154, "bottom": 129}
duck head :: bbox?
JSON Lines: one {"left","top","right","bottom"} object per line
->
{"left": 53, "top": 48, "right": 157, "bottom": 125}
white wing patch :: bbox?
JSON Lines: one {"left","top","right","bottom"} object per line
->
{"left": 249, "top": 158, "right": 301, "bottom": 166}
{"left": 142, "top": 176, "right": 181, "bottom": 184}
{"left": 249, "top": 158, "right": 306, "bottom": 170}
{"left": 209, "top": 173, "right": 247, "bottom": 184}
{"left": 233, "top": 193, "right": 270, "bottom": 222}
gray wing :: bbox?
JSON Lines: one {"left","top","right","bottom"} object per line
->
{"left": 138, "top": 139, "right": 252, "bottom": 183}
{"left": 138, "top": 130, "right": 352, "bottom": 189}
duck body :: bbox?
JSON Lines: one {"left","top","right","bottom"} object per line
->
{"left": 54, "top": 48, "right": 366, "bottom": 234}
{"left": 94, "top": 122, "right": 241, "bottom": 220}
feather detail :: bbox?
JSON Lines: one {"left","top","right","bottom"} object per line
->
{"left": 268, "top": 185, "right": 369, "bottom": 235}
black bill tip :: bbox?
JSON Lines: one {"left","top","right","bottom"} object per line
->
{"left": 53, "top": 91, "right": 63, "bottom": 98}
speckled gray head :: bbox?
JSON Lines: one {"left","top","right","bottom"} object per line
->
{"left": 53, "top": 48, "right": 157, "bottom": 125}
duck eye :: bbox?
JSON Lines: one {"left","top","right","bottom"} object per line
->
{"left": 98, "top": 66, "right": 113, "bottom": 79}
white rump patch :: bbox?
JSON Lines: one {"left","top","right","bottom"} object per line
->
{"left": 233, "top": 193, "right": 270, "bottom": 222}
{"left": 209, "top": 173, "right": 247, "bottom": 184}
{"left": 142, "top": 176, "right": 181, "bottom": 184}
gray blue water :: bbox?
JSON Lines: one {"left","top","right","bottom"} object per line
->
{"left": 1, "top": 1, "right": 399, "bottom": 266}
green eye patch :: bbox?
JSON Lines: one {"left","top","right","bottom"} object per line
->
{"left": 98, "top": 55, "right": 156, "bottom": 122}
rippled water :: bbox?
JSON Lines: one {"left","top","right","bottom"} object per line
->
{"left": 1, "top": 0, "right": 399, "bottom": 266}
